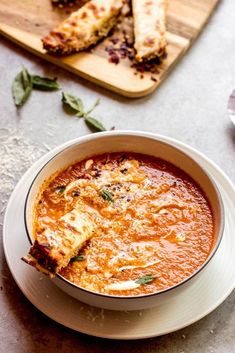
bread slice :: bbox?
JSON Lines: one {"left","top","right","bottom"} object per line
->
{"left": 132, "top": 0, "right": 167, "bottom": 62}
{"left": 22, "top": 209, "right": 95, "bottom": 276}
{"left": 42, "top": 0, "right": 124, "bottom": 55}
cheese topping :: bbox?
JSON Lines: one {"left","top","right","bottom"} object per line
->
{"left": 42, "top": 0, "right": 124, "bottom": 54}
{"left": 26, "top": 207, "right": 95, "bottom": 274}
{"left": 106, "top": 280, "right": 140, "bottom": 291}
{"left": 132, "top": 0, "right": 167, "bottom": 61}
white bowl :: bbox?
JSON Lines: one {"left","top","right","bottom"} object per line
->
{"left": 24, "top": 131, "right": 224, "bottom": 311}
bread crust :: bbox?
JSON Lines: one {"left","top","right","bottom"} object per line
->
{"left": 42, "top": 0, "right": 124, "bottom": 55}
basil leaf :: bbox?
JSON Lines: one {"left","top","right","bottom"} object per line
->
{"left": 62, "top": 92, "right": 84, "bottom": 115}
{"left": 135, "top": 274, "right": 155, "bottom": 285}
{"left": 71, "top": 255, "right": 84, "bottom": 262}
{"left": 85, "top": 116, "right": 106, "bottom": 132}
{"left": 100, "top": 189, "right": 114, "bottom": 202}
{"left": 12, "top": 68, "right": 33, "bottom": 107}
{"left": 55, "top": 186, "right": 66, "bottom": 194}
{"left": 61, "top": 93, "right": 108, "bottom": 132}
{"left": 85, "top": 98, "right": 100, "bottom": 115}
{"left": 32, "top": 75, "right": 60, "bottom": 91}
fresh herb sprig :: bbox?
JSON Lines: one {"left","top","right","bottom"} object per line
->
{"left": 12, "top": 69, "right": 111, "bottom": 133}
{"left": 12, "top": 68, "right": 60, "bottom": 107}
{"left": 100, "top": 189, "right": 114, "bottom": 202}
{"left": 135, "top": 274, "right": 155, "bottom": 285}
{"left": 62, "top": 92, "right": 106, "bottom": 132}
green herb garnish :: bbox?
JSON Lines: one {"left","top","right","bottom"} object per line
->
{"left": 71, "top": 255, "right": 84, "bottom": 262}
{"left": 12, "top": 68, "right": 60, "bottom": 107}
{"left": 62, "top": 92, "right": 84, "bottom": 115}
{"left": 100, "top": 189, "right": 114, "bottom": 202}
{"left": 32, "top": 75, "right": 60, "bottom": 91}
{"left": 85, "top": 116, "right": 106, "bottom": 132}
{"left": 11, "top": 70, "right": 111, "bottom": 132}
{"left": 135, "top": 274, "right": 155, "bottom": 285}
{"left": 55, "top": 186, "right": 66, "bottom": 194}
{"left": 12, "top": 68, "right": 33, "bottom": 107}
{"left": 62, "top": 92, "right": 107, "bottom": 132}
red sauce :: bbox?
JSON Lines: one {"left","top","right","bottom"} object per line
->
{"left": 35, "top": 153, "right": 215, "bottom": 296}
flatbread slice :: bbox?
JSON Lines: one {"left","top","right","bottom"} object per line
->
{"left": 22, "top": 209, "right": 95, "bottom": 276}
{"left": 42, "top": 0, "right": 124, "bottom": 55}
{"left": 132, "top": 0, "right": 167, "bottom": 62}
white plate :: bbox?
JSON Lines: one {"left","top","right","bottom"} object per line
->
{"left": 3, "top": 132, "right": 235, "bottom": 340}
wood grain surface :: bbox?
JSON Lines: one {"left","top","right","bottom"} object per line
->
{"left": 0, "top": 0, "right": 220, "bottom": 97}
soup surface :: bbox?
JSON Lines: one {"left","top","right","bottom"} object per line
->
{"left": 34, "top": 153, "right": 215, "bottom": 296}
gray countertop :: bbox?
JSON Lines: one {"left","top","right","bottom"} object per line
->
{"left": 1, "top": 0, "right": 235, "bottom": 351}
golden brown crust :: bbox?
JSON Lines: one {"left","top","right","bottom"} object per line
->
{"left": 42, "top": 0, "right": 124, "bottom": 55}
{"left": 22, "top": 254, "right": 55, "bottom": 277}
{"left": 23, "top": 205, "right": 95, "bottom": 276}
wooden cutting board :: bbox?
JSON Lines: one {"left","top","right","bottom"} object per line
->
{"left": 0, "top": 0, "right": 219, "bottom": 97}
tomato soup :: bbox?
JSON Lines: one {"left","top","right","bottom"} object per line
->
{"left": 34, "top": 153, "right": 215, "bottom": 296}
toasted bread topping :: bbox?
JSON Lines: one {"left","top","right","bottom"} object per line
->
{"left": 132, "top": 0, "right": 167, "bottom": 61}
{"left": 42, "top": 0, "right": 124, "bottom": 54}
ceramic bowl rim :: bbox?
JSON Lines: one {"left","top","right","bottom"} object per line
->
{"left": 24, "top": 131, "right": 225, "bottom": 300}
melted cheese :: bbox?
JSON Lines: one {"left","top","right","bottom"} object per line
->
{"left": 118, "top": 260, "right": 161, "bottom": 272}
{"left": 106, "top": 280, "right": 140, "bottom": 291}
{"left": 25, "top": 208, "right": 95, "bottom": 274}
{"left": 132, "top": 0, "right": 167, "bottom": 61}
{"left": 42, "top": 0, "right": 124, "bottom": 54}
{"left": 62, "top": 209, "right": 93, "bottom": 234}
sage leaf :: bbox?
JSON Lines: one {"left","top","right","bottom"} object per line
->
{"left": 32, "top": 75, "right": 60, "bottom": 91}
{"left": 135, "top": 274, "right": 155, "bottom": 285}
{"left": 62, "top": 92, "right": 84, "bottom": 115}
{"left": 100, "top": 189, "right": 114, "bottom": 202}
{"left": 85, "top": 116, "right": 106, "bottom": 132}
{"left": 12, "top": 68, "right": 33, "bottom": 107}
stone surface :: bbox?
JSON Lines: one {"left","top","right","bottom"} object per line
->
{"left": 1, "top": 0, "right": 235, "bottom": 351}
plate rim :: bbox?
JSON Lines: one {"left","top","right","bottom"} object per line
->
{"left": 3, "top": 131, "right": 235, "bottom": 339}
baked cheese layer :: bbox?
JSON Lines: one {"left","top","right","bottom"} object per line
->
{"left": 42, "top": 0, "right": 124, "bottom": 54}
{"left": 132, "top": 0, "right": 167, "bottom": 62}
{"left": 23, "top": 208, "right": 95, "bottom": 276}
